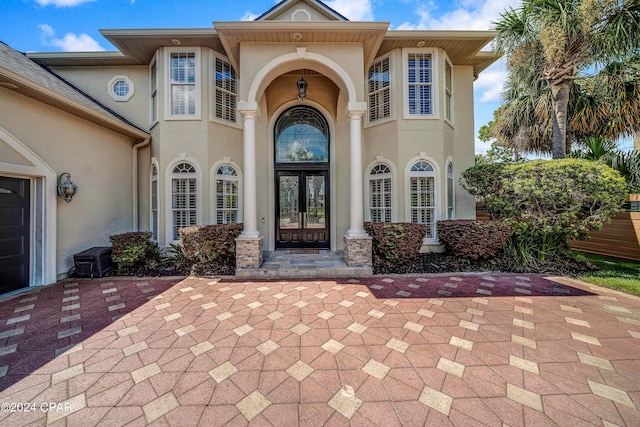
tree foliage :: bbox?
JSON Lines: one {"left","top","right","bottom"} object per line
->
{"left": 493, "top": 0, "right": 640, "bottom": 158}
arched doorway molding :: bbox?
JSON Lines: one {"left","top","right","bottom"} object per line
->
{"left": 0, "top": 126, "right": 57, "bottom": 287}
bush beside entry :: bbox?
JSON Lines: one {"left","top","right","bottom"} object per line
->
{"left": 462, "top": 159, "right": 628, "bottom": 269}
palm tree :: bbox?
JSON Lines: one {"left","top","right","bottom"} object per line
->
{"left": 494, "top": 0, "right": 640, "bottom": 159}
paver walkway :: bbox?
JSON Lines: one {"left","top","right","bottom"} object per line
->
{"left": 0, "top": 273, "right": 639, "bottom": 426}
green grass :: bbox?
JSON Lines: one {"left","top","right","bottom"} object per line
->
{"left": 573, "top": 251, "right": 640, "bottom": 296}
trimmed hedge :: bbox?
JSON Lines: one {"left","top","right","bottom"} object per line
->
{"left": 109, "top": 231, "right": 154, "bottom": 273}
{"left": 179, "top": 223, "right": 243, "bottom": 268}
{"left": 437, "top": 220, "right": 512, "bottom": 261}
{"left": 364, "top": 222, "right": 426, "bottom": 272}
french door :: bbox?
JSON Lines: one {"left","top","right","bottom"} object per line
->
{"left": 276, "top": 170, "right": 329, "bottom": 248}
{"left": 0, "top": 177, "right": 30, "bottom": 293}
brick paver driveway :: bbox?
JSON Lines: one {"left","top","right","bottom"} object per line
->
{"left": 0, "top": 274, "right": 639, "bottom": 426}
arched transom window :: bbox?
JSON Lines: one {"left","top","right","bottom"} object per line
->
{"left": 215, "top": 165, "right": 239, "bottom": 224}
{"left": 275, "top": 106, "right": 329, "bottom": 164}
{"left": 369, "top": 163, "right": 392, "bottom": 222}
{"left": 171, "top": 161, "right": 197, "bottom": 240}
{"left": 409, "top": 160, "right": 436, "bottom": 238}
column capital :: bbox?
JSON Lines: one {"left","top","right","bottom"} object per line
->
{"left": 346, "top": 101, "right": 367, "bottom": 118}
{"left": 238, "top": 101, "right": 260, "bottom": 118}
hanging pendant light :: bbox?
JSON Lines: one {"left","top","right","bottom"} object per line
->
{"left": 297, "top": 70, "right": 308, "bottom": 101}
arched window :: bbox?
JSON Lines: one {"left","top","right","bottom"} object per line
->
{"left": 215, "top": 165, "right": 239, "bottom": 224}
{"left": 368, "top": 163, "right": 392, "bottom": 222}
{"left": 150, "top": 163, "right": 158, "bottom": 240}
{"left": 275, "top": 106, "right": 329, "bottom": 164}
{"left": 170, "top": 161, "right": 197, "bottom": 240}
{"left": 446, "top": 162, "right": 455, "bottom": 220}
{"left": 409, "top": 160, "right": 436, "bottom": 238}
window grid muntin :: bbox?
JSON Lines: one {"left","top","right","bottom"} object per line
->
{"left": 215, "top": 165, "right": 239, "bottom": 224}
{"left": 447, "top": 163, "right": 454, "bottom": 220}
{"left": 150, "top": 60, "right": 158, "bottom": 123}
{"left": 151, "top": 164, "right": 158, "bottom": 240}
{"left": 409, "top": 160, "right": 436, "bottom": 238}
{"left": 368, "top": 56, "right": 391, "bottom": 122}
{"left": 369, "top": 163, "right": 392, "bottom": 222}
{"left": 445, "top": 60, "right": 453, "bottom": 122}
{"left": 214, "top": 57, "right": 238, "bottom": 123}
{"left": 113, "top": 80, "right": 129, "bottom": 97}
{"left": 171, "top": 161, "right": 197, "bottom": 240}
{"left": 170, "top": 52, "right": 196, "bottom": 116}
{"left": 407, "top": 53, "right": 433, "bottom": 115}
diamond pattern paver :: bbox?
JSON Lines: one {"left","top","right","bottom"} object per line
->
{"left": 0, "top": 273, "right": 639, "bottom": 427}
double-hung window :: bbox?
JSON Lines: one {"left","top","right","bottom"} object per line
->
{"left": 215, "top": 165, "right": 239, "bottom": 224}
{"left": 368, "top": 164, "right": 392, "bottom": 222}
{"left": 150, "top": 163, "right": 158, "bottom": 240}
{"left": 167, "top": 48, "right": 200, "bottom": 119}
{"left": 368, "top": 56, "right": 391, "bottom": 123}
{"left": 150, "top": 57, "right": 158, "bottom": 124}
{"left": 409, "top": 160, "right": 436, "bottom": 238}
{"left": 445, "top": 59, "right": 453, "bottom": 123}
{"left": 214, "top": 56, "right": 238, "bottom": 123}
{"left": 171, "top": 162, "right": 198, "bottom": 240}
{"left": 446, "top": 163, "right": 455, "bottom": 220}
{"left": 404, "top": 49, "right": 438, "bottom": 118}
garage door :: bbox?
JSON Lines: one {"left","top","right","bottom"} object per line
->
{"left": 0, "top": 177, "right": 30, "bottom": 294}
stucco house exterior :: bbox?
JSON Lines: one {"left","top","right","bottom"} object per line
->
{"left": 0, "top": 0, "right": 498, "bottom": 293}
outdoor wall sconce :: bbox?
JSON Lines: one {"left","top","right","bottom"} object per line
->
{"left": 57, "top": 172, "right": 78, "bottom": 203}
{"left": 297, "top": 71, "right": 308, "bottom": 101}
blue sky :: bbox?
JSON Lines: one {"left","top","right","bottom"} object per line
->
{"left": 0, "top": 0, "right": 569, "bottom": 153}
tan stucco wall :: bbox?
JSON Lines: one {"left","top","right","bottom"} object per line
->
{"left": 0, "top": 88, "right": 138, "bottom": 276}
{"left": 52, "top": 65, "right": 150, "bottom": 130}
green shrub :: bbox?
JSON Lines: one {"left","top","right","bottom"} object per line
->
{"left": 109, "top": 231, "right": 154, "bottom": 273}
{"left": 364, "top": 222, "right": 426, "bottom": 272}
{"left": 179, "top": 223, "right": 243, "bottom": 269}
{"left": 462, "top": 159, "right": 628, "bottom": 266}
{"left": 437, "top": 220, "right": 512, "bottom": 261}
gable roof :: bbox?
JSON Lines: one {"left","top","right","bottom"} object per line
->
{"left": 0, "top": 41, "right": 148, "bottom": 139}
{"left": 256, "top": 0, "right": 349, "bottom": 22}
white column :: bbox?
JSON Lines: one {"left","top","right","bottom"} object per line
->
{"left": 239, "top": 107, "right": 260, "bottom": 238}
{"left": 346, "top": 108, "right": 368, "bottom": 238}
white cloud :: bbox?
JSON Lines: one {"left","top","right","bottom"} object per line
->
{"left": 241, "top": 11, "right": 259, "bottom": 21}
{"left": 35, "top": 0, "right": 96, "bottom": 7}
{"left": 475, "top": 138, "right": 492, "bottom": 155}
{"left": 38, "top": 24, "right": 55, "bottom": 38}
{"left": 474, "top": 58, "right": 507, "bottom": 103}
{"left": 38, "top": 24, "right": 105, "bottom": 51}
{"left": 324, "top": 0, "right": 374, "bottom": 21}
{"left": 395, "top": 0, "right": 519, "bottom": 31}
{"left": 52, "top": 33, "right": 105, "bottom": 51}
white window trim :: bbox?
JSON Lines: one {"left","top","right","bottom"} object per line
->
{"left": 446, "top": 160, "right": 455, "bottom": 220}
{"left": 149, "top": 51, "right": 159, "bottom": 127}
{"left": 402, "top": 47, "right": 440, "bottom": 120}
{"left": 363, "top": 157, "right": 397, "bottom": 222}
{"left": 107, "top": 75, "right": 134, "bottom": 102}
{"left": 164, "top": 47, "right": 201, "bottom": 121}
{"left": 365, "top": 53, "right": 395, "bottom": 128}
{"left": 405, "top": 153, "right": 441, "bottom": 243}
{"left": 210, "top": 157, "right": 243, "bottom": 224}
{"left": 209, "top": 51, "right": 241, "bottom": 129}
{"left": 444, "top": 53, "right": 454, "bottom": 126}
{"left": 150, "top": 158, "right": 159, "bottom": 241}
{"left": 164, "top": 156, "right": 202, "bottom": 244}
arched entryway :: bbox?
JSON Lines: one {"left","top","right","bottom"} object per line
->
{"left": 274, "top": 105, "right": 330, "bottom": 249}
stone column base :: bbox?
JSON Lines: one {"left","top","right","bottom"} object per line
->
{"left": 343, "top": 235, "right": 372, "bottom": 267}
{"left": 236, "top": 236, "right": 264, "bottom": 269}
